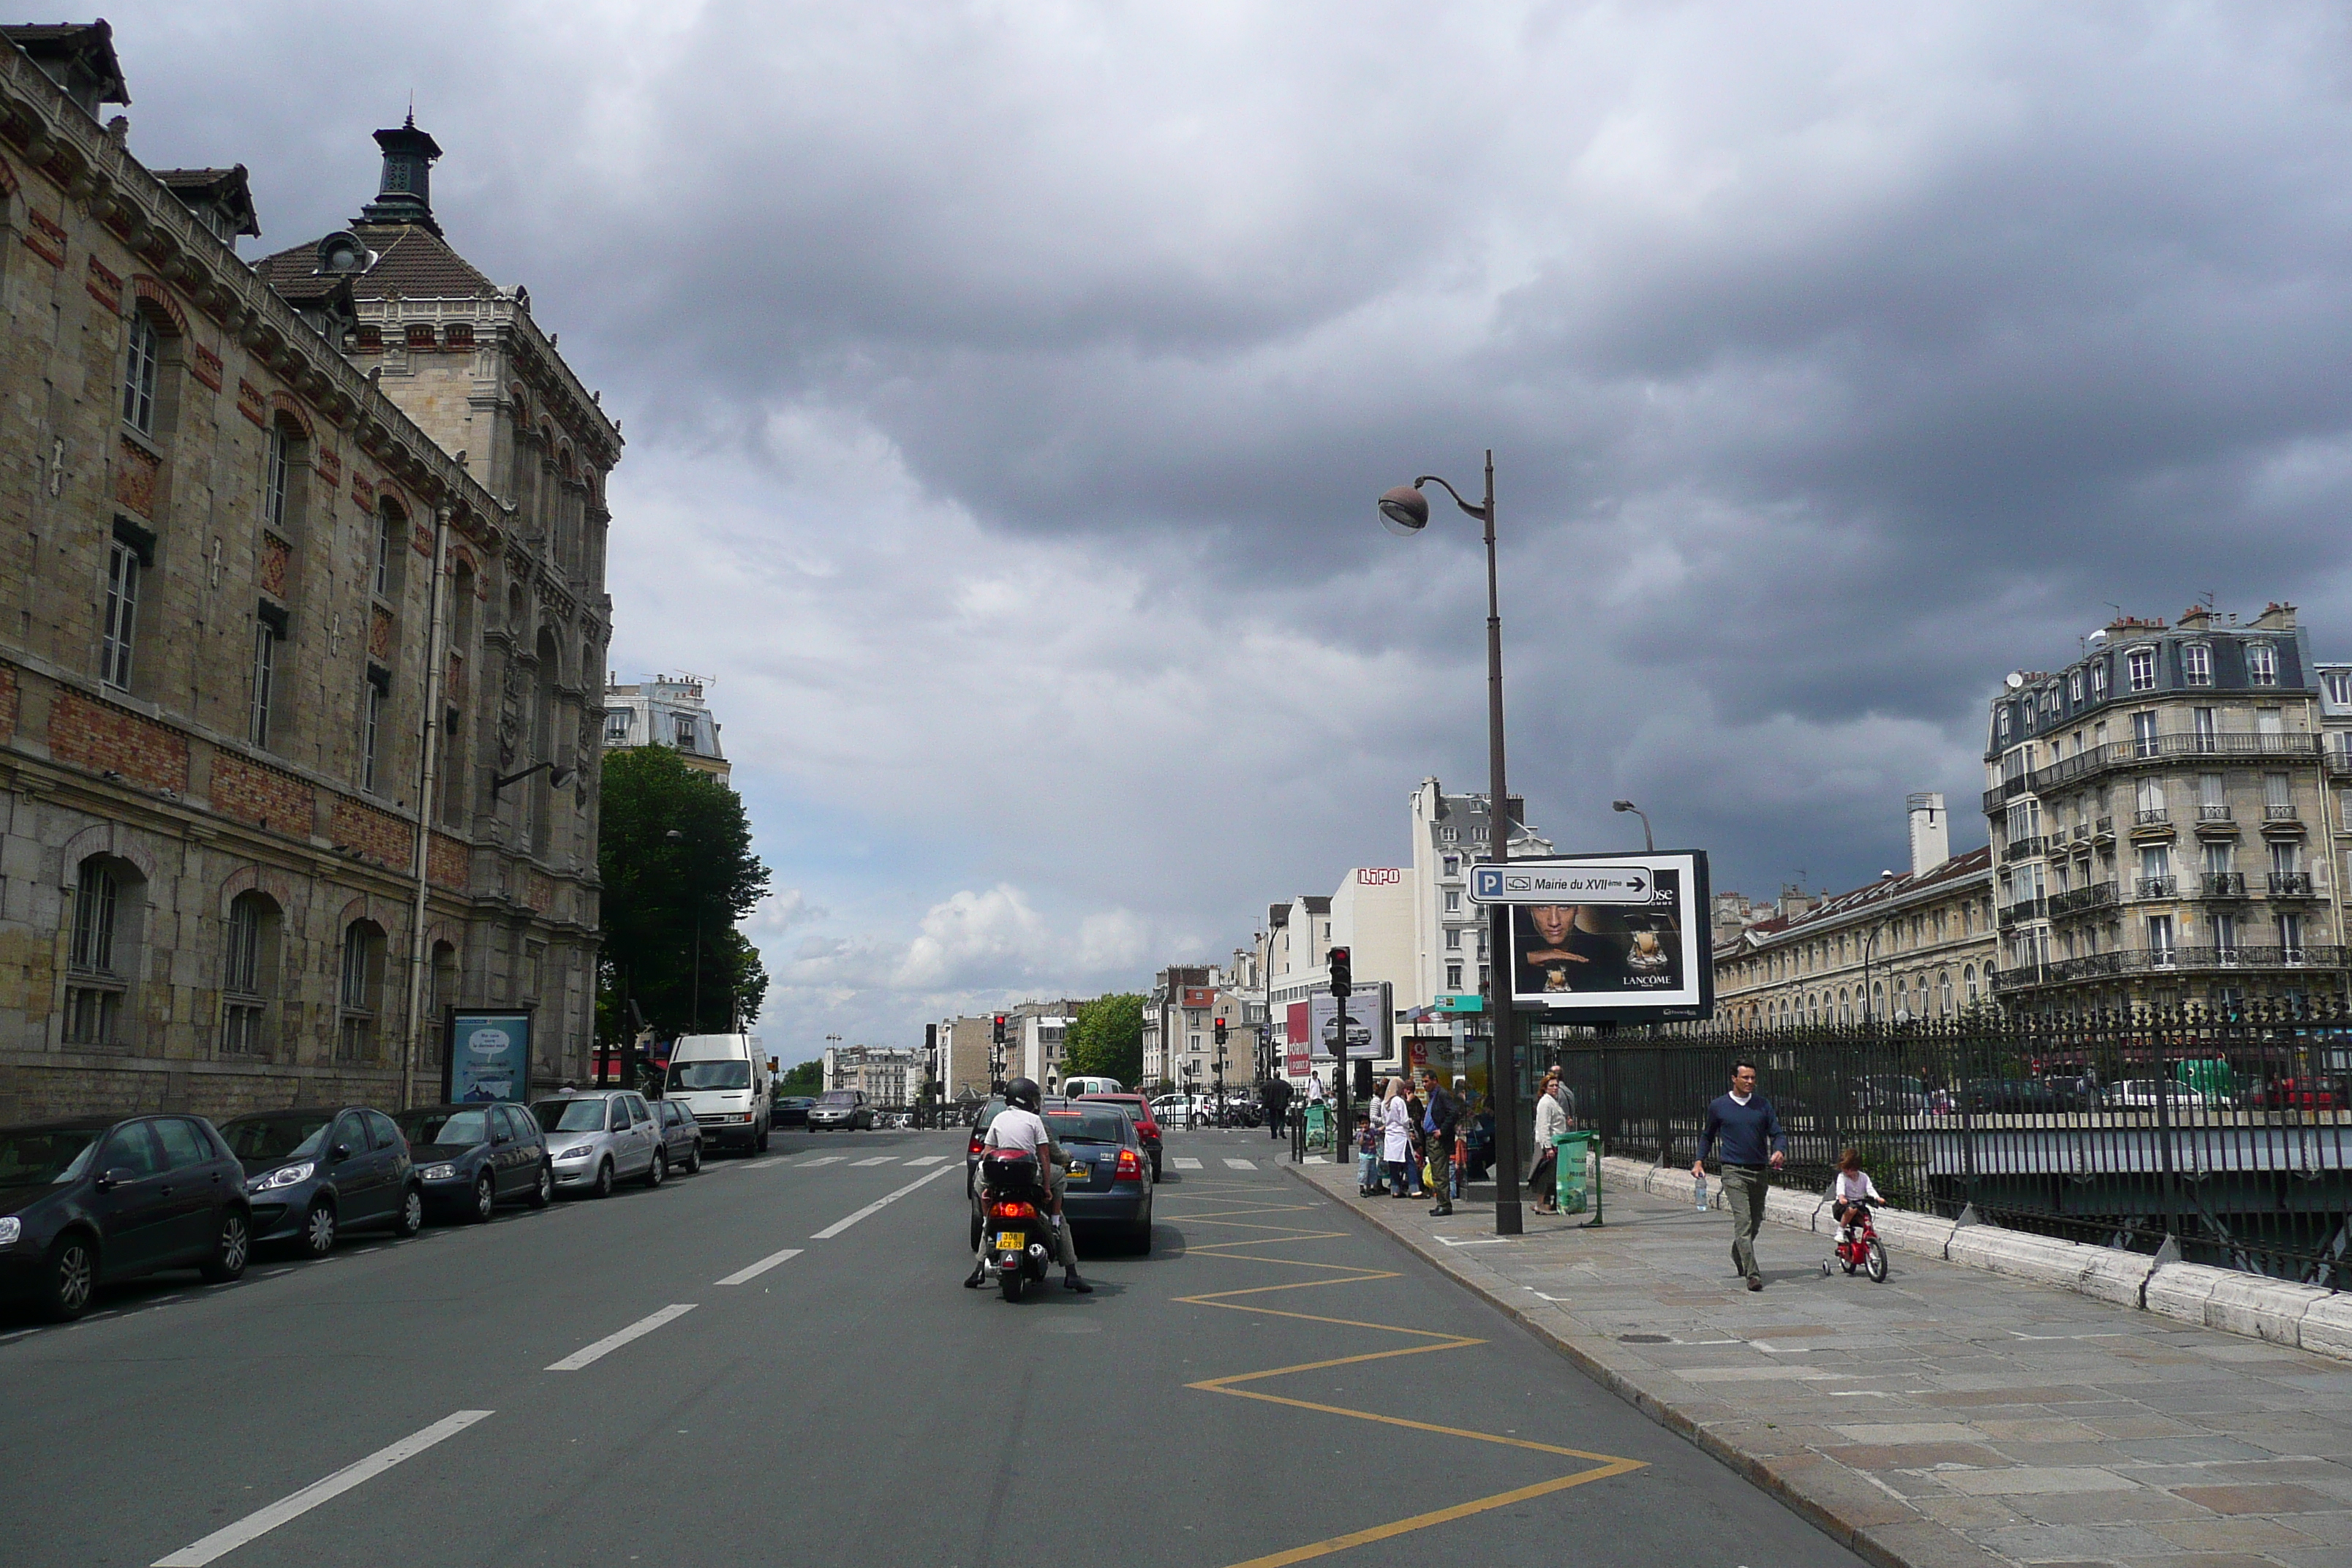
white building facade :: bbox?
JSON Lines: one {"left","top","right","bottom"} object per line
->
{"left": 602, "top": 674, "right": 729, "bottom": 784}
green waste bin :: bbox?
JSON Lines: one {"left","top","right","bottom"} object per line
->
{"left": 1553, "top": 1131, "right": 1594, "bottom": 1215}
{"left": 1305, "top": 1103, "right": 1329, "bottom": 1148}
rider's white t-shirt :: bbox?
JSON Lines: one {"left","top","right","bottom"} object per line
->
{"left": 1833, "top": 1170, "right": 1882, "bottom": 1204}
{"left": 985, "top": 1107, "right": 1049, "bottom": 1158}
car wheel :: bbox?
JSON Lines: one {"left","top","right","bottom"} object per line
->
{"left": 591, "top": 1158, "right": 614, "bottom": 1199}
{"left": 685, "top": 1142, "right": 702, "bottom": 1175}
{"left": 755, "top": 1122, "right": 770, "bottom": 1153}
{"left": 528, "top": 1163, "right": 554, "bottom": 1209}
{"left": 199, "top": 1209, "right": 249, "bottom": 1284}
{"left": 471, "top": 1172, "right": 497, "bottom": 1224}
{"left": 395, "top": 1187, "right": 424, "bottom": 1238}
{"left": 1129, "top": 1215, "right": 1153, "bottom": 1256}
{"left": 302, "top": 1199, "right": 339, "bottom": 1257}
{"left": 646, "top": 1150, "right": 668, "bottom": 1189}
{"left": 41, "top": 1232, "right": 98, "bottom": 1322}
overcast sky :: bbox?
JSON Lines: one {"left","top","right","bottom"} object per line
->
{"left": 101, "top": 1, "right": 2352, "bottom": 1059}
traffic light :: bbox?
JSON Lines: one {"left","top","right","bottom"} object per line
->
{"left": 1328, "top": 946, "right": 1352, "bottom": 998}
{"left": 1213, "top": 1017, "right": 1227, "bottom": 1046}
{"left": 992, "top": 1014, "right": 1006, "bottom": 1044}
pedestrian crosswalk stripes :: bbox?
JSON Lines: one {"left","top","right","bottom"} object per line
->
{"left": 1172, "top": 1156, "right": 1204, "bottom": 1170}
{"left": 902, "top": 1156, "right": 948, "bottom": 1166}
{"left": 796, "top": 1156, "right": 844, "bottom": 1168}
{"left": 1223, "top": 1158, "right": 1257, "bottom": 1170}
{"left": 851, "top": 1156, "right": 897, "bottom": 1166}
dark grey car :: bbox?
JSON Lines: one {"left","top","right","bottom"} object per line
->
{"left": 219, "top": 1107, "right": 421, "bottom": 1256}
{"left": 652, "top": 1099, "right": 704, "bottom": 1175}
{"left": 393, "top": 1103, "right": 554, "bottom": 1221}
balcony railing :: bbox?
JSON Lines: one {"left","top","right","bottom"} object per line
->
{"left": 1992, "top": 943, "right": 2350, "bottom": 990}
{"left": 2265, "top": 803, "right": 2299, "bottom": 822}
{"left": 1981, "top": 731, "right": 2321, "bottom": 813}
{"left": 2269, "top": 871, "right": 2315, "bottom": 897}
{"left": 2094, "top": 815, "right": 2114, "bottom": 837}
{"left": 2133, "top": 875, "right": 2178, "bottom": 900}
{"left": 1996, "top": 897, "right": 2046, "bottom": 930}
{"left": 2046, "top": 882, "right": 2117, "bottom": 918}
{"left": 2198, "top": 872, "right": 2247, "bottom": 898}
{"left": 2002, "top": 835, "right": 2045, "bottom": 862}
{"left": 2134, "top": 808, "right": 2170, "bottom": 828}
{"left": 2198, "top": 803, "right": 2232, "bottom": 822}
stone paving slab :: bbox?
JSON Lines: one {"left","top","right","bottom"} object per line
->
{"left": 1283, "top": 1158, "right": 2352, "bottom": 1568}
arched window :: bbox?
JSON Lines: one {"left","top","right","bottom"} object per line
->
{"left": 374, "top": 500, "right": 407, "bottom": 601}
{"left": 220, "top": 891, "right": 281, "bottom": 1055}
{"left": 124, "top": 311, "right": 162, "bottom": 434}
{"left": 338, "top": 920, "right": 386, "bottom": 1062}
{"left": 1963, "top": 964, "right": 1979, "bottom": 1006}
{"left": 1938, "top": 970, "right": 1955, "bottom": 1015}
{"left": 65, "top": 855, "right": 146, "bottom": 1045}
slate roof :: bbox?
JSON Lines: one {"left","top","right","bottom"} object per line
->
{"left": 253, "top": 222, "right": 499, "bottom": 305}
{"left": 1721, "top": 844, "right": 1994, "bottom": 953}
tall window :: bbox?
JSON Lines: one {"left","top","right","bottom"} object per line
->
{"left": 2279, "top": 911, "right": 2306, "bottom": 960}
{"left": 2212, "top": 911, "right": 2239, "bottom": 960}
{"left": 2326, "top": 671, "right": 2352, "bottom": 706}
{"left": 2246, "top": 641, "right": 2277, "bottom": 686}
{"left": 2146, "top": 913, "right": 2176, "bottom": 962}
{"left": 64, "top": 860, "right": 126, "bottom": 1045}
{"left": 263, "top": 424, "right": 292, "bottom": 530}
{"left": 673, "top": 712, "right": 698, "bottom": 751}
{"left": 249, "top": 615, "right": 279, "bottom": 747}
{"left": 604, "top": 710, "right": 629, "bottom": 744}
{"left": 2068, "top": 671, "right": 2084, "bottom": 704}
{"left": 220, "top": 892, "right": 274, "bottom": 1055}
{"left": 122, "top": 312, "right": 160, "bottom": 433}
{"left": 2182, "top": 643, "right": 2212, "bottom": 686}
{"left": 2264, "top": 772, "right": 2292, "bottom": 818}
{"left": 2191, "top": 706, "right": 2216, "bottom": 751}
{"left": 361, "top": 671, "right": 388, "bottom": 791}
{"left": 2136, "top": 777, "right": 2166, "bottom": 822}
{"left": 338, "top": 921, "right": 383, "bottom": 1061}
{"left": 2090, "top": 660, "right": 2109, "bottom": 700}
{"left": 101, "top": 536, "right": 140, "bottom": 690}
{"left": 2127, "top": 647, "right": 2157, "bottom": 693}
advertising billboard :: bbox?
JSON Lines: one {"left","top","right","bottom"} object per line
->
{"left": 1474, "top": 852, "right": 1714, "bottom": 1023}
{"left": 445, "top": 1009, "right": 533, "bottom": 1103}
{"left": 1286, "top": 983, "right": 1392, "bottom": 1061}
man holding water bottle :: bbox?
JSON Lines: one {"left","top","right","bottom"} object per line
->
{"left": 1693, "top": 1060, "right": 1785, "bottom": 1292}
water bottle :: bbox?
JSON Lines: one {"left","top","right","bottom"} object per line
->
{"left": 1693, "top": 1172, "right": 1708, "bottom": 1211}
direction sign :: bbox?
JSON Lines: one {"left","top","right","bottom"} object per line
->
{"left": 1471, "top": 864, "right": 1659, "bottom": 905}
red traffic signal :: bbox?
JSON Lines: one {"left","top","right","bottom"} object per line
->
{"left": 1328, "top": 946, "right": 1352, "bottom": 997}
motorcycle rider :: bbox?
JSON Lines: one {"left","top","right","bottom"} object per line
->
{"left": 965, "top": 1077, "right": 1092, "bottom": 1293}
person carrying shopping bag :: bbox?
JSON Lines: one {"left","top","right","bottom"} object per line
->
{"left": 1528, "top": 1066, "right": 1572, "bottom": 1214}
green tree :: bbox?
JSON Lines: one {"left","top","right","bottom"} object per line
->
{"left": 1061, "top": 993, "right": 1145, "bottom": 1088}
{"left": 777, "top": 1059, "right": 823, "bottom": 1095}
{"left": 597, "top": 747, "right": 771, "bottom": 1042}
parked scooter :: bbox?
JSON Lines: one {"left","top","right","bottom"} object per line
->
{"left": 976, "top": 1149, "right": 1054, "bottom": 1302}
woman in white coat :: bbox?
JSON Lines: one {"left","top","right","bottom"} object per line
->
{"left": 1381, "top": 1077, "right": 1414, "bottom": 1196}
{"left": 1529, "top": 1066, "right": 1572, "bottom": 1214}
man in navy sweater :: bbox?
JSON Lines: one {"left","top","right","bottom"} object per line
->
{"left": 1692, "top": 1060, "right": 1786, "bottom": 1291}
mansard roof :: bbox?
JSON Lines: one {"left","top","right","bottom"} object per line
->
{"left": 255, "top": 222, "right": 499, "bottom": 305}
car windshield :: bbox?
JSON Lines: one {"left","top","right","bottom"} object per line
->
{"left": 818, "top": 1091, "right": 859, "bottom": 1107}
{"left": 0, "top": 1128, "right": 105, "bottom": 1186}
{"left": 397, "top": 1107, "right": 491, "bottom": 1146}
{"left": 671, "top": 1060, "right": 750, "bottom": 1091}
{"left": 1045, "top": 1111, "right": 1131, "bottom": 1145}
{"left": 221, "top": 1114, "right": 332, "bottom": 1163}
{"left": 532, "top": 1099, "right": 610, "bottom": 1134}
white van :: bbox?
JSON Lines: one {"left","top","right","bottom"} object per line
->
{"left": 1062, "top": 1076, "right": 1123, "bottom": 1098}
{"left": 665, "top": 1033, "right": 772, "bottom": 1153}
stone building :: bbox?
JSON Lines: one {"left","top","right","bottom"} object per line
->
{"left": 601, "top": 673, "right": 728, "bottom": 783}
{"left": 0, "top": 27, "right": 619, "bottom": 1119}
{"left": 1983, "top": 605, "right": 2349, "bottom": 1015}
{"left": 1711, "top": 796, "right": 1999, "bottom": 1028}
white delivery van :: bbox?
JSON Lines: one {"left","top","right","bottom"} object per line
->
{"left": 1062, "top": 1076, "right": 1124, "bottom": 1098}
{"left": 665, "top": 1033, "right": 772, "bottom": 1153}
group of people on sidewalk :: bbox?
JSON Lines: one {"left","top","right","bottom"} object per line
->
{"left": 1354, "top": 1069, "right": 1463, "bottom": 1213}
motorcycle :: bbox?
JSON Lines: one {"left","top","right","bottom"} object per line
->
{"left": 976, "top": 1150, "right": 1054, "bottom": 1302}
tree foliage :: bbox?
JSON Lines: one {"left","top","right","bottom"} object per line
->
{"left": 597, "top": 747, "right": 771, "bottom": 1041}
{"left": 1061, "top": 993, "right": 1145, "bottom": 1089}
{"left": 777, "top": 1059, "right": 823, "bottom": 1096}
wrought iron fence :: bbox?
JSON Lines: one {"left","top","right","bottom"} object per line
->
{"left": 1550, "top": 1001, "right": 2352, "bottom": 1288}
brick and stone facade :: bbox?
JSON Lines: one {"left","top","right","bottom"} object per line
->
{"left": 0, "top": 30, "right": 620, "bottom": 1119}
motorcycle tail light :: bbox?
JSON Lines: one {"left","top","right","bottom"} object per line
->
{"left": 990, "top": 1201, "right": 1036, "bottom": 1220}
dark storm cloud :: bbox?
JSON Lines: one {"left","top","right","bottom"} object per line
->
{"left": 87, "top": 1, "right": 2352, "bottom": 1034}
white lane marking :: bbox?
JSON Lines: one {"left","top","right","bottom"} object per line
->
{"left": 796, "top": 1156, "right": 845, "bottom": 1168}
{"left": 1172, "top": 1157, "right": 1203, "bottom": 1170}
{"left": 851, "top": 1156, "right": 897, "bottom": 1166}
{"left": 151, "top": 1409, "right": 494, "bottom": 1566}
{"left": 903, "top": 1155, "right": 948, "bottom": 1166}
{"left": 545, "top": 1304, "right": 697, "bottom": 1372}
{"left": 742, "top": 1157, "right": 785, "bottom": 1170}
{"left": 811, "top": 1161, "right": 961, "bottom": 1240}
{"left": 715, "top": 1247, "right": 802, "bottom": 1286}
{"left": 1223, "top": 1158, "right": 1258, "bottom": 1169}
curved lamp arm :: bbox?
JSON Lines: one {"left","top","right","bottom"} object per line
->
{"left": 1414, "top": 474, "right": 1490, "bottom": 521}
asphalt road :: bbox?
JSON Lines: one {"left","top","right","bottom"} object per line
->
{"left": 0, "top": 1126, "right": 1866, "bottom": 1568}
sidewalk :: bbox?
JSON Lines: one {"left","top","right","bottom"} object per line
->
{"left": 1284, "top": 1158, "right": 2352, "bottom": 1568}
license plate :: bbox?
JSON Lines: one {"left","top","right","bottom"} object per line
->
{"left": 995, "top": 1232, "right": 1023, "bottom": 1251}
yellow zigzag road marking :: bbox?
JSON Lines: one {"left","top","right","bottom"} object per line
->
{"left": 1164, "top": 1184, "right": 1644, "bottom": 1568}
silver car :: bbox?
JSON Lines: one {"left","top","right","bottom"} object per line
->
{"left": 530, "top": 1091, "right": 666, "bottom": 1197}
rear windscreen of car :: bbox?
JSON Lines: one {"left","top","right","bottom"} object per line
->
{"left": 1045, "top": 1111, "right": 1131, "bottom": 1145}
{"left": 1083, "top": 1097, "right": 1147, "bottom": 1120}
{"left": 398, "top": 1107, "right": 491, "bottom": 1147}
{"left": 670, "top": 1060, "right": 750, "bottom": 1091}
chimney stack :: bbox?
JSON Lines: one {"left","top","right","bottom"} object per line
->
{"left": 1907, "top": 791, "right": 1948, "bottom": 877}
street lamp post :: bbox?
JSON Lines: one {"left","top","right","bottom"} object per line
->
{"left": 1612, "top": 799, "right": 1654, "bottom": 853}
{"left": 1379, "top": 450, "right": 1524, "bottom": 1237}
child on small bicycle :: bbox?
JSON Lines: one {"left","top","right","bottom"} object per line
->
{"left": 1831, "top": 1147, "right": 1883, "bottom": 1240}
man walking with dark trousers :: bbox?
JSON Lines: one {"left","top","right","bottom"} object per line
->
{"left": 1692, "top": 1060, "right": 1785, "bottom": 1291}
{"left": 1421, "top": 1069, "right": 1460, "bottom": 1216}
{"left": 1263, "top": 1075, "right": 1292, "bottom": 1141}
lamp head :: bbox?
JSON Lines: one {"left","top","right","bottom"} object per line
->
{"left": 1612, "top": 799, "right": 1636, "bottom": 813}
{"left": 1377, "top": 484, "right": 1429, "bottom": 537}
{"left": 549, "top": 766, "right": 576, "bottom": 790}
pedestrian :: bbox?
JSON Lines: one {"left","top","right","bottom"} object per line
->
{"left": 1264, "top": 1075, "right": 1292, "bottom": 1141}
{"left": 1529, "top": 1066, "right": 1571, "bottom": 1215}
{"left": 1381, "top": 1077, "right": 1414, "bottom": 1196}
{"left": 1692, "top": 1059, "right": 1787, "bottom": 1292}
{"left": 1403, "top": 1082, "right": 1428, "bottom": 1196}
{"left": 1420, "top": 1068, "right": 1460, "bottom": 1216}
{"left": 1356, "top": 1098, "right": 1382, "bottom": 1195}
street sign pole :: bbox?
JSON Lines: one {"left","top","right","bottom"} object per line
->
{"left": 1333, "top": 990, "right": 1351, "bottom": 1179}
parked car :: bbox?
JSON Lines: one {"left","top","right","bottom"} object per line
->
{"left": 532, "top": 1090, "right": 665, "bottom": 1196}
{"left": 1077, "top": 1093, "right": 1163, "bottom": 1180}
{"left": 808, "top": 1089, "right": 874, "bottom": 1132}
{"left": 218, "top": 1107, "right": 421, "bottom": 1255}
{"left": 652, "top": 1098, "right": 704, "bottom": 1175}
{"left": 1852, "top": 1075, "right": 1929, "bottom": 1115}
{"left": 393, "top": 1102, "right": 553, "bottom": 1221}
{"left": 664, "top": 1033, "right": 772, "bottom": 1153}
{"left": 2100, "top": 1079, "right": 2225, "bottom": 1111}
{"left": 773, "top": 1096, "right": 815, "bottom": 1129}
{"left": 0, "top": 1115, "right": 251, "bottom": 1321}
{"left": 2247, "top": 1077, "right": 2348, "bottom": 1111}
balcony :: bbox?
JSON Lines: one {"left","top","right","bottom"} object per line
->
{"left": 2198, "top": 872, "right": 2247, "bottom": 899}
{"left": 2197, "top": 803, "right": 2232, "bottom": 823}
{"left": 2268, "top": 871, "right": 2315, "bottom": 898}
{"left": 1980, "top": 731, "right": 2321, "bottom": 814}
{"left": 1991, "top": 943, "right": 2350, "bottom": 990}
{"left": 1996, "top": 897, "right": 2047, "bottom": 931}
{"left": 2002, "top": 834, "right": 2046, "bottom": 863}
{"left": 2046, "top": 882, "right": 2117, "bottom": 918}
{"left": 2093, "top": 815, "right": 2115, "bottom": 840}
{"left": 2133, "top": 807, "right": 2169, "bottom": 827}
{"left": 2329, "top": 747, "right": 2352, "bottom": 777}
{"left": 2133, "top": 875, "right": 2178, "bottom": 900}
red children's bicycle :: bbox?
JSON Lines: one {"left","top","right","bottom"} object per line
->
{"left": 1823, "top": 1201, "right": 1889, "bottom": 1283}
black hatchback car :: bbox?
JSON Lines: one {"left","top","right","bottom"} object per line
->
{"left": 218, "top": 1107, "right": 422, "bottom": 1256}
{"left": 0, "top": 1115, "right": 252, "bottom": 1321}
{"left": 392, "top": 1103, "right": 553, "bottom": 1221}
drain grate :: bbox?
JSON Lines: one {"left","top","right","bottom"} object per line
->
{"left": 1618, "top": 1333, "right": 1670, "bottom": 1343}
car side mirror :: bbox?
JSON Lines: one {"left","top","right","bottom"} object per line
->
{"left": 331, "top": 1142, "right": 353, "bottom": 1161}
{"left": 95, "top": 1166, "right": 132, "bottom": 1191}
{"left": 493, "top": 1131, "right": 510, "bottom": 1145}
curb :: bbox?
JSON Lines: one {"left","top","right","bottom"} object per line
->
{"left": 1277, "top": 1161, "right": 2008, "bottom": 1568}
